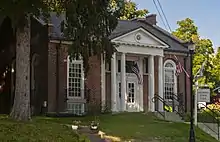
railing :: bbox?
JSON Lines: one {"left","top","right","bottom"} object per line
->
{"left": 153, "top": 93, "right": 185, "bottom": 119}
{"left": 170, "top": 93, "right": 185, "bottom": 117}
{"left": 152, "top": 95, "right": 167, "bottom": 118}
{"left": 197, "top": 103, "right": 220, "bottom": 140}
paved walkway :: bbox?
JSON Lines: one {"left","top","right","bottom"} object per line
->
{"left": 77, "top": 126, "right": 110, "bottom": 142}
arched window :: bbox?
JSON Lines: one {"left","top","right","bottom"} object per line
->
{"left": 164, "top": 60, "right": 177, "bottom": 100}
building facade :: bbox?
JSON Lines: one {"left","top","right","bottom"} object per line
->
{"left": 28, "top": 13, "right": 192, "bottom": 115}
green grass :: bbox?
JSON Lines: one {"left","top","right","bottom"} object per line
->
{"left": 1, "top": 113, "right": 218, "bottom": 142}
{"left": 35, "top": 113, "right": 219, "bottom": 142}
{"left": 0, "top": 115, "right": 88, "bottom": 142}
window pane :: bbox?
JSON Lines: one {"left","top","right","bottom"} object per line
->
{"left": 118, "top": 60, "right": 121, "bottom": 72}
{"left": 145, "top": 58, "right": 148, "bottom": 73}
{"left": 68, "top": 61, "right": 83, "bottom": 98}
{"left": 126, "top": 61, "right": 134, "bottom": 73}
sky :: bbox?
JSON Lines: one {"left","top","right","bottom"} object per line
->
{"left": 133, "top": 0, "right": 220, "bottom": 49}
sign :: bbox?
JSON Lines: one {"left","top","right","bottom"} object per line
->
{"left": 197, "top": 88, "right": 210, "bottom": 102}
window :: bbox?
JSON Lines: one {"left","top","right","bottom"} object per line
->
{"left": 68, "top": 60, "right": 84, "bottom": 98}
{"left": 118, "top": 82, "right": 121, "bottom": 98}
{"left": 127, "top": 82, "right": 135, "bottom": 103}
{"left": 106, "top": 61, "right": 111, "bottom": 71}
{"left": 67, "top": 103, "right": 84, "bottom": 115}
{"left": 117, "top": 60, "right": 135, "bottom": 73}
{"left": 67, "top": 57, "right": 85, "bottom": 113}
{"left": 164, "top": 60, "right": 177, "bottom": 100}
{"left": 144, "top": 57, "right": 148, "bottom": 74}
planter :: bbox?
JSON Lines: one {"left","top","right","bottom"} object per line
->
{"left": 90, "top": 121, "right": 99, "bottom": 133}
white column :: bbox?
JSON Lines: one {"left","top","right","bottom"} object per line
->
{"left": 111, "top": 53, "right": 117, "bottom": 112}
{"left": 158, "top": 56, "right": 164, "bottom": 111}
{"left": 139, "top": 57, "right": 144, "bottom": 111}
{"left": 101, "top": 54, "right": 106, "bottom": 112}
{"left": 148, "top": 55, "right": 155, "bottom": 112}
{"left": 121, "top": 52, "right": 126, "bottom": 111}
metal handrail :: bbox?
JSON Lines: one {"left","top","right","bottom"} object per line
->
{"left": 152, "top": 95, "right": 184, "bottom": 119}
{"left": 152, "top": 95, "right": 167, "bottom": 118}
{"left": 198, "top": 103, "right": 220, "bottom": 140}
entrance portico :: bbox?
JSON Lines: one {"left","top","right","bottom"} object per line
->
{"left": 103, "top": 27, "right": 169, "bottom": 112}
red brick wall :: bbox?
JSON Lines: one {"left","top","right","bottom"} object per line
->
{"left": 47, "top": 42, "right": 191, "bottom": 113}
{"left": 47, "top": 42, "right": 102, "bottom": 112}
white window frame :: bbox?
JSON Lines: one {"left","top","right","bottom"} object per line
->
{"left": 127, "top": 81, "right": 136, "bottom": 104}
{"left": 67, "top": 56, "right": 85, "bottom": 100}
{"left": 163, "top": 59, "right": 177, "bottom": 100}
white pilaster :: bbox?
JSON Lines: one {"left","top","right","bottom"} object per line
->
{"left": 139, "top": 57, "right": 144, "bottom": 111}
{"left": 101, "top": 54, "right": 106, "bottom": 112}
{"left": 148, "top": 55, "right": 155, "bottom": 112}
{"left": 111, "top": 53, "right": 117, "bottom": 112}
{"left": 158, "top": 56, "right": 164, "bottom": 111}
{"left": 121, "top": 52, "right": 126, "bottom": 111}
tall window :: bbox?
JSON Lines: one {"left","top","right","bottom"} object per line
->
{"left": 67, "top": 57, "right": 84, "bottom": 114}
{"left": 164, "top": 60, "right": 177, "bottom": 100}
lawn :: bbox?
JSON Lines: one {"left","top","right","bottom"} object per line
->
{"left": 0, "top": 113, "right": 218, "bottom": 142}
{"left": 0, "top": 115, "right": 88, "bottom": 142}
{"left": 35, "top": 113, "right": 218, "bottom": 142}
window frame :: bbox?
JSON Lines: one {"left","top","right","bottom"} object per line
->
{"left": 67, "top": 56, "right": 85, "bottom": 100}
{"left": 163, "top": 59, "right": 177, "bottom": 100}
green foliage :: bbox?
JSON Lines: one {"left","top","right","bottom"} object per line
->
{"left": 64, "top": 0, "right": 124, "bottom": 73}
{"left": 172, "top": 18, "right": 198, "bottom": 42}
{"left": 119, "top": 1, "right": 148, "bottom": 20}
{"left": 202, "top": 103, "right": 220, "bottom": 115}
{"left": 172, "top": 18, "right": 215, "bottom": 89}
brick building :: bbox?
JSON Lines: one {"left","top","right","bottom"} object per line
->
{"left": 12, "top": 13, "right": 192, "bottom": 115}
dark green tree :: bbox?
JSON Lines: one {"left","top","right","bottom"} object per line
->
{"left": 0, "top": 0, "right": 124, "bottom": 121}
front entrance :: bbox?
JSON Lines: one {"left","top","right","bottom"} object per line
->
{"left": 117, "top": 75, "right": 138, "bottom": 112}
{"left": 126, "top": 81, "right": 137, "bottom": 112}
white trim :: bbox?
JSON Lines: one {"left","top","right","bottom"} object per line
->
{"left": 67, "top": 56, "right": 85, "bottom": 100}
{"left": 111, "top": 53, "right": 117, "bottom": 112}
{"left": 50, "top": 40, "right": 72, "bottom": 45}
{"left": 148, "top": 55, "right": 155, "bottom": 112}
{"left": 116, "top": 44, "right": 164, "bottom": 56}
{"left": 139, "top": 57, "right": 144, "bottom": 111}
{"left": 111, "top": 27, "right": 169, "bottom": 48}
{"left": 158, "top": 56, "right": 164, "bottom": 111}
{"left": 101, "top": 54, "right": 106, "bottom": 111}
{"left": 163, "top": 59, "right": 177, "bottom": 100}
{"left": 113, "top": 41, "right": 167, "bottom": 49}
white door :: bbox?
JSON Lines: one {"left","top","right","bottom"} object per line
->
{"left": 126, "top": 81, "right": 137, "bottom": 112}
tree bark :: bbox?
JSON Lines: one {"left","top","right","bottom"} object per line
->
{"left": 10, "top": 15, "right": 31, "bottom": 121}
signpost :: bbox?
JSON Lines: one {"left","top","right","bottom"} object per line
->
{"left": 194, "top": 83, "right": 210, "bottom": 126}
{"left": 197, "top": 88, "right": 210, "bottom": 102}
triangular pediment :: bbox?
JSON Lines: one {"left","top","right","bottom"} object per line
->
{"left": 111, "top": 28, "right": 169, "bottom": 48}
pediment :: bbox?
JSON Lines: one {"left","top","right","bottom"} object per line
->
{"left": 111, "top": 28, "right": 169, "bottom": 48}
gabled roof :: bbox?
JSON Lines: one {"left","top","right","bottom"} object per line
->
{"left": 41, "top": 13, "right": 189, "bottom": 53}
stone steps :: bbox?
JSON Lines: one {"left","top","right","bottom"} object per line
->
{"left": 154, "top": 112, "right": 183, "bottom": 122}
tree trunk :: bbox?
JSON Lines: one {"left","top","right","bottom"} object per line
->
{"left": 10, "top": 15, "right": 31, "bottom": 121}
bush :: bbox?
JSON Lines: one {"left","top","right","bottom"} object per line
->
{"left": 198, "top": 103, "right": 220, "bottom": 123}
{"left": 201, "top": 103, "right": 220, "bottom": 116}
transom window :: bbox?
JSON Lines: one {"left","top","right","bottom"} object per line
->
{"left": 164, "top": 60, "right": 177, "bottom": 100}
{"left": 118, "top": 60, "right": 135, "bottom": 73}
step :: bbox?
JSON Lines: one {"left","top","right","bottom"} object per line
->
{"left": 154, "top": 112, "right": 183, "bottom": 122}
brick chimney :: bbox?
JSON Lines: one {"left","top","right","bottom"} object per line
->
{"left": 145, "top": 14, "right": 157, "bottom": 25}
